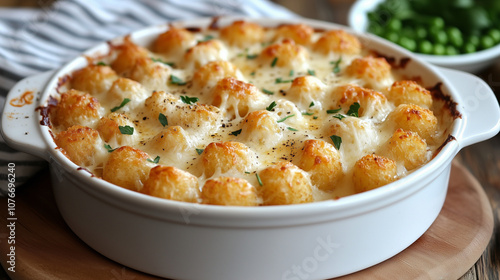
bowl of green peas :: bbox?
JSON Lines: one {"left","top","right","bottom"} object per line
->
{"left": 348, "top": 0, "right": 500, "bottom": 73}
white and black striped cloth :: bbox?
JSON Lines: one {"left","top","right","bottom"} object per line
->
{"left": 0, "top": 0, "right": 297, "bottom": 193}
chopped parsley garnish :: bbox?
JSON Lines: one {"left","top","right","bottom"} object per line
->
{"left": 250, "top": 71, "right": 256, "bottom": 76}
{"left": 287, "top": 127, "right": 298, "bottom": 131}
{"left": 180, "top": 95, "right": 199, "bottom": 105}
{"left": 302, "top": 112, "right": 314, "bottom": 116}
{"left": 147, "top": 156, "right": 160, "bottom": 164}
{"left": 110, "top": 98, "right": 131, "bottom": 112}
{"left": 119, "top": 125, "right": 134, "bottom": 135}
{"left": 246, "top": 54, "right": 258, "bottom": 59}
{"left": 230, "top": 129, "right": 242, "bottom": 136}
{"left": 333, "top": 114, "right": 346, "bottom": 120}
{"left": 347, "top": 102, "right": 361, "bottom": 117}
{"left": 104, "top": 144, "right": 117, "bottom": 153}
{"left": 330, "top": 135, "right": 342, "bottom": 150}
{"left": 271, "top": 57, "right": 278, "bottom": 67}
{"left": 245, "top": 171, "right": 251, "bottom": 174}
{"left": 198, "top": 34, "right": 215, "bottom": 43}
{"left": 331, "top": 57, "right": 342, "bottom": 73}
{"left": 196, "top": 148, "right": 204, "bottom": 155}
{"left": 326, "top": 108, "right": 342, "bottom": 114}
{"left": 170, "top": 75, "right": 187, "bottom": 86}
{"left": 277, "top": 114, "right": 295, "bottom": 123}
{"left": 151, "top": 58, "right": 175, "bottom": 67}
{"left": 307, "top": 69, "right": 316, "bottom": 76}
{"left": 275, "top": 77, "right": 293, "bottom": 83}
{"left": 256, "top": 173, "right": 263, "bottom": 186}
{"left": 262, "top": 88, "right": 274, "bottom": 95}
{"left": 96, "top": 61, "right": 107, "bottom": 66}
{"left": 159, "top": 113, "right": 168, "bottom": 127}
{"left": 313, "top": 116, "right": 319, "bottom": 119}
{"left": 266, "top": 101, "right": 277, "bottom": 111}
{"left": 289, "top": 69, "right": 294, "bottom": 77}
{"left": 309, "top": 102, "right": 314, "bottom": 108}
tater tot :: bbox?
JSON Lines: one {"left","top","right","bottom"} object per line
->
{"left": 353, "top": 154, "right": 397, "bottom": 193}
{"left": 313, "top": 29, "right": 361, "bottom": 55}
{"left": 259, "top": 161, "right": 313, "bottom": 205}
{"left": 386, "top": 80, "right": 433, "bottom": 109}
{"left": 201, "top": 177, "right": 259, "bottom": 206}
{"left": 96, "top": 112, "right": 135, "bottom": 144}
{"left": 297, "top": 140, "right": 343, "bottom": 191}
{"left": 173, "top": 104, "right": 221, "bottom": 131}
{"left": 220, "top": 20, "right": 265, "bottom": 47}
{"left": 211, "top": 77, "right": 262, "bottom": 117}
{"left": 51, "top": 89, "right": 101, "bottom": 129}
{"left": 153, "top": 27, "right": 195, "bottom": 56}
{"left": 201, "top": 141, "right": 255, "bottom": 177}
{"left": 103, "top": 146, "right": 153, "bottom": 192}
{"left": 192, "top": 60, "right": 241, "bottom": 89}
{"left": 275, "top": 23, "right": 314, "bottom": 45}
{"left": 143, "top": 90, "right": 179, "bottom": 120}
{"left": 260, "top": 39, "right": 308, "bottom": 69}
{"left": 110, "top": 39, "right": 149, "bottom": 75}
{"left": 146, "top": 126, "right": 189, "bottom": 154}
{"left": 55, "top": 125, "right": 101, "bottom": 166}
{"left": 386, "top": 129, "right": 428, "bottom": 170}
{"left": 287, "top": 76, "right": 326, "bottom": 109}
{"left": 345, "top": 56, "right": 392, "bottom": 88}
{"left": 107, "top": 77, "right": 147, "bottom": 105}
{"left": 387, "top": 104, "right": 438, "bottom": 142}
{"left": 241, "top": 110, "right": 280, "bottom": 147}
{"left": 142, "top": 166, "right": 199, "bottom": 202}
{"left": 71, "top": 65, "right": 118, "bottom": 96}
{"left": 129, "top": 57, "right": 170, "bottom": 91}
{"left": 184, "top": 40, "right": 228, "bottom": 69}
{"left": 331, "top": 84, "right": 387, "bottom": 117}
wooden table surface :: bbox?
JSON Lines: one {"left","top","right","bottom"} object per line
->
{"left": 1, "top": 0, "right": 499, "bottom": 279}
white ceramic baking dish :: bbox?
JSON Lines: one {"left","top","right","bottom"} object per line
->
{"left": 2, "top": 17, "right": 500, "bottom": 280}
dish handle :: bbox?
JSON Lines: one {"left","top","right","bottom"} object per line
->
{"left": 437, "top": 67, "right": 500, "bottom": 149}
{"left": 1, "top": 71, "right": 55, "bottom": 161}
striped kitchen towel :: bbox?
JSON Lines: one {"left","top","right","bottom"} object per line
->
{"left": 0, "top": 0, "right": 298, "bottom": 193}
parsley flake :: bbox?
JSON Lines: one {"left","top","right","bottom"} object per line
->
{"left": 309, "top": 102, "right": 315, "bottom": 108}
{"left": 266, "top": 101, "right": 277, "bottom": 111}
{"left": 246, "top": 54, "right": 258, "bottom": 59}
{"left": 277, "top": 114, "right": 295, "bottom": 123}
{"left": 262, "top": 88, "right": 274, "bottom": 95}
{"left": 333, "top": 114, "right": 346, "bottom": 120}
{"left": 287, "top": 127, "right": 298, "bottom": 131}
{"left": 347, "top": 102, "right": 361, "bottom": 117}
{"left": 302, "top": 112, "right": 314, "bottom": 116}
{"left": 119, "top": 125, "right": 134, "bottom": 135}
{"left": 330, "top": 135, "right": 342, "bottom": 150}
{"left": 230, "top": 129, "right": 242, "bottom": 136}
{"left": 151, "top": 58, "right": 175, "bottom": 67}
{"left": 256, "top": 173, "right": 263, "bottom": 186}
{"left": 104, "top": 144, "right": 117, "bottom": 153}
{"left": 196, "top": 148, "right": 204, "bottom": 155}
{"left": 96, "top": 61, "right": 107, "bottom": 66}
{"left": 307, "top": 69, "right": 316, "bottom": 76}
{"left": 332, "top": 57, "right": 342, "bottom": 73}
{"left": 275, "top": 77, "right": 293, "bottom": 84}
{"left": 198, "top": 34, "right": 215, "bottom": 43}
{"left": 110, "top": 98, "right": 131, "bottom": 112}
{"left": 180, "top": 95, "right": 199, "bottom": 105}
{"left": 313, "top": 116, "right": 319, "bottom": 119}
{"left": 170, "top": 75, "right": 187, "bottom": 86}
{"left": 147, "top": 156, "right": 160, "bottom": 164}
{"left": 289, "top": 69, "right": 294, "bottom": 77}
{"left": 271, "top": 57, "right": 278, "bottom": 67}
{"left": 159, "top": 113, "right": 168, "bottom": 127}
{"left": 326, "top": 108, "right": 342, "bottom": 114}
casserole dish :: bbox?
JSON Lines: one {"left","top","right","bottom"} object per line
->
{"left": 2, "top": 17, "right": 500, "bottom": 280}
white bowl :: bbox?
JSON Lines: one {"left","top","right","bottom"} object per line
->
{"left": 348, "top": 0, "right": 500, "bottom": 73}
{"left": 2, "top": 17, "right": 500, "bottom": 280}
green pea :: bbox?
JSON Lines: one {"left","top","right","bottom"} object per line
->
{"left": 419, "top": 40, "right": 433, "bottom": 54}
{"left": 416, "top": 27, "right": 428, "bottom": 39}
{"left": 384, "top": 32, "right": 400, "bottom": 43}
{"left": 487, "top": 29, "right": 500, "bottom": 43}
{"left": 431, "top": 29, "right": 448, "bottom": 45}
{"left": 467, "top": 35, "right": 480, "bottom": 47}
{"left": 446, "top": 27, "right": 463, "bottom": 48}
{"left": 463, "top": 42, "right": 476, "bottom": 53}
{"left": 387, "top": 18, "right": 402, "bottom": 31}
{"left": 445, "top": 45, "right": 459, "bottom": 55}
{"left": 429, "top": 17, "right": 445, "bottom": 29}
{"left": 434, "top": 44, "right": 446, "bottom": 55}
{"left": 368, "top": 24, "right": 384, "bottom": 36}
{"left": 480, "top": 35, "right": 495, "bottom": 49}
{"left": 399, "top": 37, "right": 417, "bottom": 51}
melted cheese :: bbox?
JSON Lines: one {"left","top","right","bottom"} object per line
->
{"left": 50, "top": 21, "right": 453, "bottom": 204}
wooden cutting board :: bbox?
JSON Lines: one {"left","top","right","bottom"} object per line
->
{"left": 0, "top": 161, "right": 493, "bottom": 280}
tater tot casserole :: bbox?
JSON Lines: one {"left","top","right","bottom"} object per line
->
{"left": 46, "top": 19, "right": 456, "bottom": 206}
